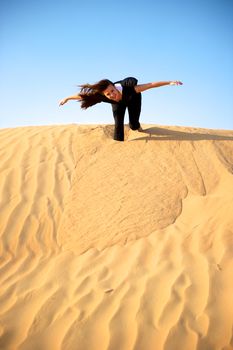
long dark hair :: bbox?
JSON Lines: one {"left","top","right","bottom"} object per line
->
{"left": 79, "top": 79, "right": 113, "bottom": 109}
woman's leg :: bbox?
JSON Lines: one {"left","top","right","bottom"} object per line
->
{"left": 111, "top": 103, "right": 126, "bottom": 141}
{"left": 128, "top": 92, "right": 142, "bottom": 130}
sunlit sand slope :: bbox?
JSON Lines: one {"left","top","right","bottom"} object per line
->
{"left": 0, "top": 124, "right": 233, "bottom": 350}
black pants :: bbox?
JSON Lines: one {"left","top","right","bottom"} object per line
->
{"left": 111, "top": 92, "right": 142, "bottom": 141}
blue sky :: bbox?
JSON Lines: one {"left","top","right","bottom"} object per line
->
{"left": 0, "top": 0, "right": 233, "bottom": 129}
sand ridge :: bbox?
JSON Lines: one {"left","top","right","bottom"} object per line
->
{"left": 0, "top": 123, "right": 233, "bottom": 350}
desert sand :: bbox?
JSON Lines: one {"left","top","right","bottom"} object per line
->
{"left": 0, "top": 123, "right": 233, "bottom": 350}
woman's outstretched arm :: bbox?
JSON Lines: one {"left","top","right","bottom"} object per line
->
{"left": 134, "top": 81, "right": 183, "bottom": 93}
{"left": 59, "top": 94, "right": 82, "bottom": 106}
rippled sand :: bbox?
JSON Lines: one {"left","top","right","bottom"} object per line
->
{"left": 0, "top": 124, "right": 233, "bottom": 350}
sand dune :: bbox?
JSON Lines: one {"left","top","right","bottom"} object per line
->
{"left": 0, "top": 123, "right": 233, "bottom": 350}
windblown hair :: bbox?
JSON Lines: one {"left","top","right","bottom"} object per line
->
{"left": 79, "top": 79, "right": 113, "bottom": 109}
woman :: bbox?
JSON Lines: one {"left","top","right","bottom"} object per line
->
{"left": 59, "top": 77, "right": 183, "bottom": 141}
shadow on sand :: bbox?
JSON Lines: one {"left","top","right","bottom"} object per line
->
{"left": 130, "top": 126, "right": 233, "bottom": 141}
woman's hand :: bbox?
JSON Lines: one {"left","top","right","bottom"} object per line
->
{"left": 169, "top": 81, "right": 183, "bottom": 86}
{"left": 59, "top": 98, "right": 68, "bottom": 106}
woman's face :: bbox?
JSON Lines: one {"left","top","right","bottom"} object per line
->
{"left": 103, "top": 84, "right": 122, "bottom": 102}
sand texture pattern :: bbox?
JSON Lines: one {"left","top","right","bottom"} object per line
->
{"left": 0, "top": 123, "right": 233, "bottom": 350}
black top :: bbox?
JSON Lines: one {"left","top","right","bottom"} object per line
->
{"left": 96, "top": 77, "right": 138, "bottom": 106}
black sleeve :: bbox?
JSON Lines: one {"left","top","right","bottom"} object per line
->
{"left": 114, "top": 77, "right": 138, "bottom": 87}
